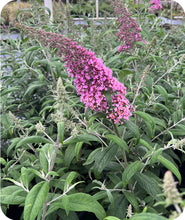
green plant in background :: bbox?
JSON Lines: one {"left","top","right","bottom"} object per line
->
{"left": 0, "top": 0, "right": 185, "bottom": 220}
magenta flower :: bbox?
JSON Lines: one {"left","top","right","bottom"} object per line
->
{"left": 111, "top": 0, "right": 146, "bottom": 52}
{"left": 21, "top": 25, "right": 133, "bottom": 123}
{"left": 150, "top": 0, "right": 162, "bottom": 12}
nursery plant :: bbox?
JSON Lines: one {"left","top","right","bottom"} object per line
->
{"left": 0, "top": 0, "right": 185, "bottom": 220}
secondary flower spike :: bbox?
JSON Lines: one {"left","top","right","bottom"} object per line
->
{"left": 150, "top": 0, "right": 162, "bottom": 12}
{"left": 19, "top": 24, "right": 133, "bottom": 123}
{"left": 111, "top": 0, "right": 146, "bottom": 51}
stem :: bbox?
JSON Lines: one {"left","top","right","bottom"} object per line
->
{"left": 42, "top": 135, "right": 60, "bottom": 220}
{"left": 113, "top": 122, "right": 128, "bottom": 167}
{"left": 153, "top": 59, "right": 181, "bottom": 85}
{"left": 152, "top": 118, "right": 185, "bottom": 142}
{"left": 174, "top": 204, "right": 182, "bottom": 214}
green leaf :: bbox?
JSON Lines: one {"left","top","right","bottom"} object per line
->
{"left": 1, "top": 87, "right": 21, "bottom": 96}
{"left": 64, "top": 144, "right": 76, "bottom": 167}
{"left": 124, "top": 120, "right": 140, "bottom": 142}
{"left": 139, "top": 139, "right": 152, "bottom": 150}
{"left": 49, "top": 193, "right": 106, "bottom": 220}
{"left": 62, "top": 195, "right": 70, "bottom": 216}
{"left": 92, "top": 145, "right": 119, "bottom": 175}
{"left": 170, "top": 124, "right": 185, "bottom": 136}
{"left": 24, "top": 81, "right": 46, "bottom": 97}
{"left": 7, "top": 137, "right": 21, "bottom": 156}
{"left": 106, "top": 54, "right": 122, "bottom": 65}
{"left": 0, "top": 185, "right": 27, "bottom": 205}
{"left": 83, "top": 148, "right": 102, "bottom": 166}
{"left": 155, "top": 85, "right": 168, "bottom": 102}
{"left": 0, "top": 157, "right": 6, "bottom": 165}
{"left": 46, "top": 171, "right": 59, "bottom": 178}
{"left": 104, "top": 216, "right": 120, "bottom": 220}
{"left": 130, "top": 213, "right": 168, "bottom": 220}
{"left": 106, "top": 190, "right": 114, "bottom": 207}
{"left": 134, "top": 111, "right": 155, "bottom": 138}
{"left": 122, "top": 161, "right": 143, "bottom": 187}
{"left": 123, "top": 56, "right": 140, "bottom": 66}
{"left": 124, "top": 191, "right": 140, "bottom": 212}
{"left": 119, "top": 68, "right": 134, "bottom": 82}
{"left": 64, "top": 134, "right": 101, "bottom": 145}
{"left": 22, "top": 46, "right": 42, "bottom": 56}
{"left": 27, "top": 168, "right": 46, "bottom": 180}
{"left": 105, "top": 134, "right": 129, "bottom": 152}
{"left": 64, "top": 172, "right": 79, "bottom": 192}
{"left": 58, "top": 122, "right": 65, "bottom": 144}
{"left": 158, "top": 155, "right": 181, "bottom": 184}
{"left": 21, "top": 167, "right": 29, "bottom": 189}
{"left": 88, "top": 112, "right": 106, "bottom": 125}
{"left": 150, "top": 148, "right": 163, "bottom": 165}
{"left": 153, "top": 103, "right": 170, "bottom": 114}
{"left": 16, "top": 136, "right": 52, "bottom": 148}
{"left": 75, "top": 142, "right": 83, "bottom": 161}
{"left": 134, "top": 173, "right": 163, "bottom": 201}
{"left": 24, "top": 181, "right": 49, "bottom": 220}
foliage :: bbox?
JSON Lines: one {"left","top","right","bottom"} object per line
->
{"left": 0, "top": 0, "right": 185, "bottom": 220}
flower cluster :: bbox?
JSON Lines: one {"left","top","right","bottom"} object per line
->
{"left": 150, "top": 0, "right": 162, "bottom": 12}
{"left": 111, "top": 0, "right": 146, "bottom": 52}
{"left": 20, "top": 25, "right": 133, "bottom": 124}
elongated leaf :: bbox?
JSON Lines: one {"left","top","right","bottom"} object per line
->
{"left": 21, "top": 167, "right": 29, "bottom": 189}
{"left": 22, "top": 46, "right": 42, "bottom": 56}
{"left": 155, "top": 85, "right": 168, "bottom": 102}
{"left": 130, "top": 213, "right": 168, "bottom": 220}
{"left": 48, "top": 193, "right": 106, "bottom": 220}
{"left": 75, "top": 142, "right": 83, "bottom": 161}
{"left": 134, "top": 111, "right": 155, "bottom": 137}
{"left": 0, "top": 157, "right": 6, "bottom": 165}
{"left": 124, "top": 120, "right": 140, "bottom": 142}
{"left": 123, "top": 56, "right": 140, "bottom": 66}
{"left": 105, "top": 134, "right": 129, "bottom": 152}
{"left": 24, "top": 181, "right": 49, "bottom": 220}
{"left": 24, "top": 82, "right": 46, "bottom": 97}
{"left": 104, "top": 216, "right": 120, "bottom": 220}
{"left": 64, "top": 144, "right": 76, "bottom": 167}
{"left": 134, "top": 173, "right": 163, "bottom": 201}
{"left": 1, "top": 87, "right": 21, "bottom": 96}
{"left": 150, "top": 148, "right": 163, "bottom": 165}
{"left": 122, "top": 161, "right": 143, "bottom": 187}
{"left": 123, "top": 191, "right": 139, "bottom": 212}
{"left": 64, "top": 134, "right": 101, "bottom": 145}
{"left": 158, "top": 155, "right": 181, "bottom": 184}
{"left": 153, "top": 103, "right": 170, "bottom": 114}
{"left": 64, "top": 172, "right": 79, "bottom": 192}
{"left": 27, "top": 168, "right": 46, "bottom": 180}
{"left": 139, "top": 139, "right": 152, "bottom": 150}
{"left": 7, "top": 137, "right": 21, "bottom": 156}
{"left": 0, "top": 185, "right": 27, "bottom": 205}
{"left": 83, "top": 148, "right": 102, "bottom": 166}
{"left": 62, "top": 195, "right": 70, "bottom": 216}
{"left": 58, "top": 122, "right": 65, "bottom": 144}
{"left": 16, "top": 136, "right": 52, "bottom": 148}
{"left": 119, "top": 68, "right": 134, "bottom": 82}
{"left": 93, "top": 145, "right": 118, "bottom": 175}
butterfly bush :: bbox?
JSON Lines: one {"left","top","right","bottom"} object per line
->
{"left": 21, "top": 25, "right": 133, "bottom": 124}
{"left": 150, "top": 0, "right": 162, "bottom": 12}
{"left": 111, "top": 0, "right": 147, "bottom": 52}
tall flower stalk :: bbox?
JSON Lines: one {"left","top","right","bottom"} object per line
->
{"left": 110, "top": 0, "right": 146, "bottom": 52}
{"left": 150, "top": 0, "right": 162, "bottom": 13}
{"left": 18, "top": 24, "right": 133, "bottom": 124}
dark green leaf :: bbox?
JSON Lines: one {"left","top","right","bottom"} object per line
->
{"left": 24, "top": 181, "right": 49, "bottom": 220}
